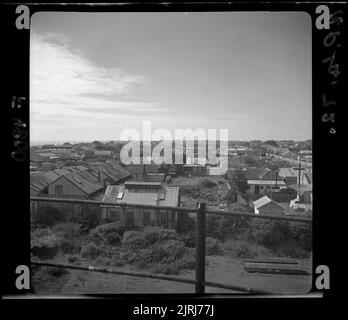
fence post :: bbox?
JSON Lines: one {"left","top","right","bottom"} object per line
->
{"left": 195, "top": 202, "right": 206, "bottom": 294}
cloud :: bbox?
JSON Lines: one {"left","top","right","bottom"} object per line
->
{"left": 30, "top": 32, "right": 175, "bottom": 141}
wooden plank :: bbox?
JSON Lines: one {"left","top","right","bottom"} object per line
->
{"left": 244, "top": 267, "right": 310, "bottom": 276}
{"left": 243, "top": 261, "right": 309, "bottom": 276}
{"left": 244, "top": 262, "right": 302, "bottom": 271}
{"left": 243, "top": 258, "right": 298, "bottom": 265}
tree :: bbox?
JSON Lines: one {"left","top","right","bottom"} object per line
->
{"left": 32, "top": 206, "right": 66, "bottom": 226}
{"left": 233, "top": 170, "right": 249, "bottom": 193}
{"left": 264, "top": 140, "right": 278, "bottom": 147}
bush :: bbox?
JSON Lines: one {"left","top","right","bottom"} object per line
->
{"left": 88, "top": 222, "right": 125, "bottom": 246}
{"left": 173, "top": 252, "right": 195, "bottom": 270}
{"left": 121, "top": 231, "right": 147, "bottom": 249}
{"left": 206, "top": 237, "right": 223, "bottom": 256}
{"left": 67, "top": 254, "right": 81, "bottom": 264}
{"left": 52, "top": 223, "right": 80, "bottom": 240}
{"left": 80, "top": 243, "right": 101, "bottom": 260}
{"left": 222, "top": 240, "right": 258, "bottom": 259}
{"left": 32, "top": 206, "right": 66, "bottom": 226}
{"left": 274, "top": 242, "right": 310, "bottom": 259}
{"left": 144, "top": 227, "right": 160, "bottom": 244}
{"left": 150, "top": 263, "right": 179, "bottom": 275}
{"left": 198, "top": 179, "right": 217, "bottom": 189}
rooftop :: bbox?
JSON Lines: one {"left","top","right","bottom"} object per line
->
{"left": 253, "top": 196, "right": 284, "bottom": 209}
{"left": 102, "top": 184, "right": 180, "bottom": 207}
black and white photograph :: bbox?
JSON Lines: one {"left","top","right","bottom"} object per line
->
{"left": 2, "top": 2, "right": 344, "bottom": 307}
{"left": 28, "top": 11, "right": 313, "bottom": 295}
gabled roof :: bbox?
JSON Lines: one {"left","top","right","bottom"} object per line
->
{"left": 30, "top": 171, "right": 59, "bottom": 192}
{"left": 253, "top": 196, "right": 284, "bottom": 209}
{"left": 261, "top": 170, "right": 283, "bottom": 181}
{"left": 245, "top": 168, "right": 270, "bottom": 180}
{"left": 90, "top": 162, "right": 130, "bottom": 182}
{"left": 245, "top": 168, "right": 282, "bottom": 181}
{"left": 63, "top": 171, "right": 103, "bottom": 195}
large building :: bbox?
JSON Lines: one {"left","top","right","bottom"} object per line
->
{"left": 30, "top": 162, "right": 131, "bottom": 218}
{"left": 253, "top": 196, "right": 285, "bottom": 215}
{"left": 245, "top": 168, "right": 286, "bottom": 194}
{"left": 101, "top": 181, "right": 180, "bottom": 229}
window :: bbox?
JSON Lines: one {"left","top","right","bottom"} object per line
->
{"left": 143, "top": 211, "right": 151, "bottom": 226}
{"left": 159, "top": 191, "right": 166, "bottom": 200}
{"left": 126, "top": 211, "right": 134, "bottom": 226}
{"left": 55, "top": 185, "right": 63, "bottom": 196}
{"left": 110, "top": 209, "right": 120, "bottom": 221}
{"left": 159, "top": 210, "right": 168, "bottom": 227}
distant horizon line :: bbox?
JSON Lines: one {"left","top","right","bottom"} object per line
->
{"left": 30, "top": 138, "right": 312, "bottom": 145}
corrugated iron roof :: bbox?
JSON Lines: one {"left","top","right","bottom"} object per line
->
{"left": 247, "top": 180, "right": 286, "bottom": 185}
{"left": 103, "top": 184, "right": 179, "bottom": 207}
{"left": 245, "top": 168, "right": 270, "bottom": 180}
{"left": 253, "top": 196, "right": 284, "bottom": 209}
{"left": 30, "top": 171, "right": 59, "bottom": 192}
{"left": 64, "top": 171, "right": 103, "bottom": 195}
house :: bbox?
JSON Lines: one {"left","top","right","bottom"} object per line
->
{"left": 145, "top": 173, "right": 165, "bottom": 182}
{"left": 94, "top": 150, "right": 112, "bottom": 159}
{"left": 280, "top": 167, "right": 313, "bottom": 206}
{"left": 253, "top": 196, "right": 285, "bottom": 215}
{"left": 183, "top": 164, "right": 206, "bottom": 177}
{"left": 30, "top": 171, "right": 60, "bottom": 215}
{"left": 279, "top": 167, "right": 312, "bottom": 186}
{"left": 47, "top": 162, "right": 130, "bottom": 200}
{"left": 245, "top": 168, "right": 286, "bottom": 194}
{"left": 30, "top": 171, "right": 60, "bottom": 197}
{"left": 101, "top": 181, "right": 180, "bottom": 229}
{"left": 126, "top": 164, "right": 163, "bottom": 182}
{"left": 31, "top": 163, "right": 130, "bottom": 219}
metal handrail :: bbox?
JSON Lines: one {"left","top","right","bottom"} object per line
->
{"left": 30, "top": 196, "right": 312, "bottom": 294}
{"left": 30, "top": 196, "right": 312, "bottom": 223}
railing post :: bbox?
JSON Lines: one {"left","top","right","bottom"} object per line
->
{"left": 195, "top": 202, "right": 206, "bottom": 294}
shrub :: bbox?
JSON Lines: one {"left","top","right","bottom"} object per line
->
{"left": 222, "top": 240, "right": 263, "bottom": 259}
{"left": 67, "top": 254, "right": 81, "bottom": 264}
{"left": 273, "top": 240, "right": 310, "bottom": 259}
{"left": 121, "top": 231, "right": 147, "bottom": 249}
{"left": 59, "top": 239, "right": 77, "bottom": 254}
{"left": 198, "top": 178, "right": 217, "bottom": 189}
{"left": 80, "top": 243, "right": 101, "bottom": 260}
{"left": 150, "top": 263, "right": 179, "bottom": 275}
{"left": 88, "top": 222, "right": 125, "bottom": 246}
{"left": 52, "top": 223, "right": 80, "bottom": 240}
{"left": 173, "top": 251, "right": 195, "bottom": 270}
{"left": 32, "top": 206, "right": 66, "bottom": 226}
{"left": 144, "top": 227, "right": 160, "bottom": 244}
{"left": 205, "top": 237, "right": 223, "bottom": 256}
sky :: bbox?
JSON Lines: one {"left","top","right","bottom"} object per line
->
{"left": 30, "top": 11, "right": 312, "bottom": 143}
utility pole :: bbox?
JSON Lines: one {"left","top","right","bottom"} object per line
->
{"left": 293, "top": 157, "right": 303, "bottom": 197}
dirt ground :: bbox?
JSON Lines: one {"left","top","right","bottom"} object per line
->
{"left": 32, "top": 255, "right": 312, "bottom": 296}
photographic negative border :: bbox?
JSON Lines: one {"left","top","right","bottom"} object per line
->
{"left": 2, "top": 0, "right": 345, "bottom": 310}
